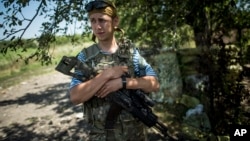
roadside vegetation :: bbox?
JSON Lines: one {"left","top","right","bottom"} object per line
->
{"left": 0, "top": 35, "right": 91, "bottom": 89}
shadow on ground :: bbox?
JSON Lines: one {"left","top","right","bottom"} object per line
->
{"left": 0, "top": 82, "right": 90, "bottom": 141}
{"left": 0, "top": 81, "right": 167, "bottom": 141}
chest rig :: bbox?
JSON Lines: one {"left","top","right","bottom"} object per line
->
{"left": 81, "top": 38, "right": 137, "bottom": 128}
{"left": 83, "top": 39, "right": 135, "bottom": 77}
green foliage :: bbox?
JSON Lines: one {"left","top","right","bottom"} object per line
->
{"left": 0, "top": 37, "right": 90, "bottom": 88}
{"left": 199, "top": 43, "right": 249, "bottom": 134}
{"left": 0, "top": 39, "right": 37, "bottom": 54}
{"left": 1, "top": 0, "right": 250, "bottom": 57}
{"left": 244, "top": 45, "right": 250, "bottom": 63}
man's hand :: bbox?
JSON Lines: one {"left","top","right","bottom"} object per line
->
{"left": 102, "top": 66, "right": 128, "bottom": 80}
{"left": 96, "top": 78, "right": 122, "bottom": 98}
{"left": 96, "top": 66, "right": 127, "bottom": 98}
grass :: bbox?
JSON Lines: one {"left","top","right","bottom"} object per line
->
{"left": 0, "top": 42, "right": 92, "bottom": 89}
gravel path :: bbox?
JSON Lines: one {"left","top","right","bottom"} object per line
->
{"left": 0, "top": 71, "right": 89, "bottom": 141}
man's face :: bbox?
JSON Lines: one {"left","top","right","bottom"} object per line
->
{"left": 89, "top": 13, "right": 117, "bottom": 41}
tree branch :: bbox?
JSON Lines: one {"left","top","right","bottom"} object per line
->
{"left": 0, "top": 1, "right": 44, "bottom": 41}
{"left": 18, "top": 1, "right": 44, "bottom": 39}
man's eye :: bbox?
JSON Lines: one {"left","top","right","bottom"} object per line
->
{"left": 90, "top": 20, "right": 96, "bottom": 24}
{"left": 99, "top": 19, "right": 106, "bottom": 23}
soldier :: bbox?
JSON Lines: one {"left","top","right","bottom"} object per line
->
{"left": 69, "top": 0, "right": 160, "bottom": 140}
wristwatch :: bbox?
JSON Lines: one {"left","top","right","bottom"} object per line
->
{"left": 121, "top": 76, "right": 126, "bottom": 89}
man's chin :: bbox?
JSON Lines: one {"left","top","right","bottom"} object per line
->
{"left": 97, "top": 37, "right": 108, "bottom": 42}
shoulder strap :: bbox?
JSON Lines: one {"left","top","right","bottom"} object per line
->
{"left": 81, "top": 44, "right": 100, "bottom": 61}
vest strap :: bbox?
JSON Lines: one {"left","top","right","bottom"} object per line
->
{"left": 81, "top": 44, "right": 100, "bottom": 61}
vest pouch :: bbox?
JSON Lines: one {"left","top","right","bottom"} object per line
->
{"left": 84, "top": 97, "right": 111, "bottom": 125}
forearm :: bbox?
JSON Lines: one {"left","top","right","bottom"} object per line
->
{"left": 126, "top": 76, "right": 160, "bottom": 93}
{"left": 69, "top": 73, "right": 109, "bottom": 104}
{"left": 70, "top": 66, "right": 128, "bottom": 104}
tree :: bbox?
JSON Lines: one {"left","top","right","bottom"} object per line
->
{"left": 1, "top": 0, "right": 91, "bottom": 64}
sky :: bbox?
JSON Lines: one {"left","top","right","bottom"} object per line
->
{"left": 0, "top": 1, "right": 84, "bottom": 40}
{"left": 0, "top": 1, "right": 46, "bottom": 39}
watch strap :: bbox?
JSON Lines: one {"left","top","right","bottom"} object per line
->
{"left": 121, "top": 76, "right": 126, "bottom": 89}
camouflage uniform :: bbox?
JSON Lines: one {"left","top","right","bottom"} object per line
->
{"left": 70, "top": 39, "right": 157, "bottom": 141}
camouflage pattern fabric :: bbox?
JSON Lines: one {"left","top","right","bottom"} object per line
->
{"left": 81, "top": 39, "right": 147, "bottom": 141}
{"left": 83, "top": 110, "right": 147, "bottom": 141}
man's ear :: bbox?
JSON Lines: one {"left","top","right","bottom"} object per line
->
{"left": 113, "top": 16, "right": 119, "bottom": 27}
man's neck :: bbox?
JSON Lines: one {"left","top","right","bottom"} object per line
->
{"left": 98, "top": 37, "right": 118, "bottom": 53}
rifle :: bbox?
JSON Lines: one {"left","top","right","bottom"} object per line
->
{"left": 55, "top": 56, "right": 175, "bottom": 140}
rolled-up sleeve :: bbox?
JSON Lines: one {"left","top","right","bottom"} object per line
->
{"left": 69, "top": 52, "right": 86, "bottom": 89}
{"left": 133, "top": 48, "right": 157, "bottom": 77}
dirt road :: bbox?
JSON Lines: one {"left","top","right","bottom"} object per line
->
{"left": 0, "top": 71, "right": 89, "bottom": 141}
{"left": 0, "top": 71, "right": 164, "bottom": 141}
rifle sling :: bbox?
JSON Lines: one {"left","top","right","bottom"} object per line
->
{"left": 105, "top": 102, "right": 123, "bottom": 130}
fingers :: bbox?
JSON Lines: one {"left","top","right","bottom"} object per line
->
{"left": 112, "top": 66, "right": 129, "bottom": 76}
{"left": 96, "top": 66, "right": 128, "bottom": 98}
{"left": 102, "top": 66, "right": 128, "bottom": 80}
{"left": 96, "top": 79, "right": 120, "bottom": 98}
{"left": 96, "top": 85, "right": 109, "bottom": 98}
{"left": 120, "top": 66, "right": 128, "bottom": 73}
{"left": 96, "top": 82, "right": 112, "bottom": 98}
